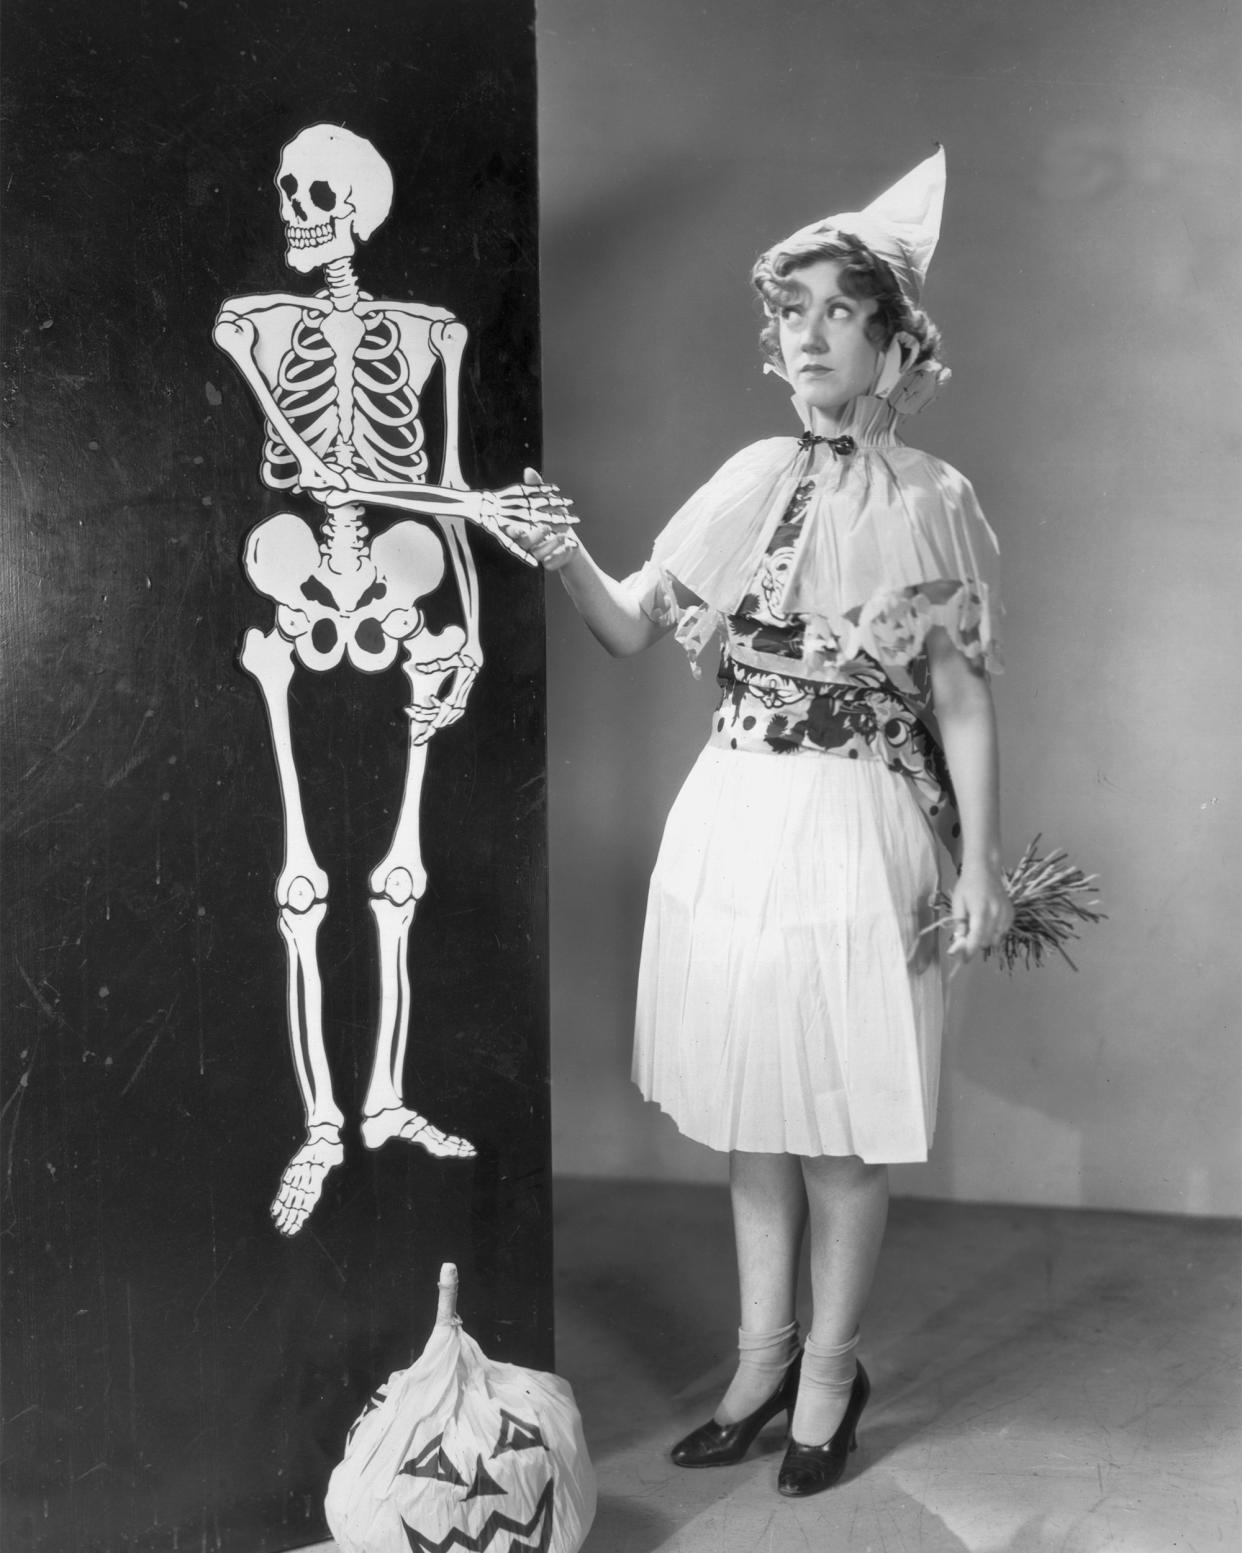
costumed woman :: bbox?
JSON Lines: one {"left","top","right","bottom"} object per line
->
{"left": 514, "top": 148, "right": 1012, "bottom": 1498}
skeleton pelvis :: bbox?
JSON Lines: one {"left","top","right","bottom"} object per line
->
{"left": 244, "top": 511, "right": 447, "bottom": 673}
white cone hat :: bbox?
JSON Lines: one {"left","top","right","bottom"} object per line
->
{"left": 787, "top": 145, "right": 945, "bottom": 305}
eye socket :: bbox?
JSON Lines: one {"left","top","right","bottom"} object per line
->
{"left": 345, "top": 1384, "right": 388, "bottom": 1448}
{"left": 492, "top": 1409, "right": 546, "bottom": 1458}
{"left": 309, "top": 179, "right": 337, "bottom": 213}
{"left": 400, "top": 1433, "right": 466, "bottom": 1487}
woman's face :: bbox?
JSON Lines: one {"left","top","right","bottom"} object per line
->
{"left": 776, "top": 259, "right": 882, "bottom": 430}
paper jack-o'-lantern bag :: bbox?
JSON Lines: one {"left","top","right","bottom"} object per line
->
{"left": 326, "top": 1264, "right": 596, "bottom": 1553}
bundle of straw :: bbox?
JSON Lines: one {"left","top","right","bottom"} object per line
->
{"left": 931, "top": 834, "right": 1105, "bottom": 971}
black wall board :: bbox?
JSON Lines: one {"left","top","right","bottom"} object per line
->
{"left": 1, "top": 2, "right": 550, "bottom": 1549}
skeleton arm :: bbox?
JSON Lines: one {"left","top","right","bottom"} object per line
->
{"left": 402, "top": 516, "right": 484, "bottom": 744}
{"left": 213, "top": 298, "right": 350, "bottom": 493}
{"left": 327, "top": 302, "right": 572, "bottom": 554}
{"left": 425, "top": 311, "right": 465, "bottom": 489}
{"left": 213, "top": 298, "right": 567, "bottom": 558}
{"left": 321, "top": 474, "right": 569, "bottom": 564}
{"left": 333, "top": 305, "right": 566, "bottom": 554}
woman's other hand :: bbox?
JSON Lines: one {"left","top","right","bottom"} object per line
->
{"left": 523, "top": 523, "right": 581, "bottom": 571}
{"left": 499, "top": 467, "right": 581, "bottom": 570}
{"left": 947, "top": 860, "right": 1014, "bottom": 960}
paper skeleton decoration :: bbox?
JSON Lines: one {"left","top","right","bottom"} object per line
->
{"left": 214, "top": 125, "right": 568, "bottom": 1236}
{"left": 325, "top": 1264, "right": 596, "bottom": 1553}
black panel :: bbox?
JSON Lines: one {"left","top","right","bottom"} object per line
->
{"left": 1, "top": 2, "right": 548, "bottom": 1549}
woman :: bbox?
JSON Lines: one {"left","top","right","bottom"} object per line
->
{"left": 517, "top": 148, "right": 1012, "bottom": 1498}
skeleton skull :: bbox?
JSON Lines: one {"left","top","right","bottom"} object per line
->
{"left": 276, "top": 124, "right": 394, "bottom": 274}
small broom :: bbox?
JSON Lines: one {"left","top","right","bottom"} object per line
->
{"left": 930, "top": 834, "right": 1106, "bottom": 971}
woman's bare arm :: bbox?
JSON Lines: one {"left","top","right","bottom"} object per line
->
{"left": 550, "top": 544, "right": 676, "bottom": 656}
{"left": 925, "top": 626, "right": 1014, "bottom": 959}
{"left": 507, "top": 474, "right": 689, "bottom": 657}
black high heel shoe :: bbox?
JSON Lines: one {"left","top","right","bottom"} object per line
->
{"left": 776, "top": 1361, "right": 870, "bottom": 1497}
{"left": 670, "top": 1353, "right": 802, "bottom": 1468}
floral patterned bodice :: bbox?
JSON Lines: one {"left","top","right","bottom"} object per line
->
{"left": 711, "top": 479, "right": 961, "bottom": 853}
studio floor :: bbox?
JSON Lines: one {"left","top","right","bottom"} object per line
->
{"left": 305, "top": 1179, "right": 1240, "bottom": 1553}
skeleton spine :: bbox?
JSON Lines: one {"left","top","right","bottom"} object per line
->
{"left": 320, "top": 505, "right": 368, "bottom": 575}
{"left": 323, "top": 257, "right": 361, "bottom": 311}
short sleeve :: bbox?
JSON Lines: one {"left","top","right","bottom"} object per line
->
{"left": 845, "top": 463, "right": 1002, "bottom": 673}
{"left": 620, "top": 559, "right": 681, "bottom": 629}
{"left": 845, "top": 576, "right": 1000, "bottom": 673}
{"left": 621, "top": 560, "right": 721, "bottom": 677}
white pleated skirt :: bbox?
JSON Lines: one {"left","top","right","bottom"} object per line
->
{"left": 632, "top": 744, "right": 943, "bottom": 1162}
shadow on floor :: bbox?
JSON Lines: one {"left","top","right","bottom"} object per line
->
{"left": 554, "top": 1179, "right": 1240, "bottom": 1553}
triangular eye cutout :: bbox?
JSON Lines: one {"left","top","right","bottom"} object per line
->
{"left": 399, "top": 1433, "right": 466, "bottom": 1486}
{"left": 465, "top": 1454, "right": 506, "bottom": 1500}
{"left": 345, "top": 1384, "right": 388, "bottom": 1448}
{"left": 492, "top": 1409, "right": 546, "bottom": 1457}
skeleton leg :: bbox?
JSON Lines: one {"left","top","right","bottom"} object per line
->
{"left": 359, "top": 641, "right": 475, "bottom": 1161}
{"left": 239, "top": 625, "right": 346, "bottom": 1234}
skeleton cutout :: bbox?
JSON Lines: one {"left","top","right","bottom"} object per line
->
{"left": 214, "top": 125, "right": 568, "bottom": 1236}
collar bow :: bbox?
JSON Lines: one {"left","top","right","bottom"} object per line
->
{"left": 798, "top": 431, "right": 856, "bottom": 457}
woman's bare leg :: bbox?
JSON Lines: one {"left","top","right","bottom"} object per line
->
{"left": 714, "top": 1150, "right": 807, "bottom": 1424}
{"left": 792, "top": 1154, "right": 889, "bottom": 1443}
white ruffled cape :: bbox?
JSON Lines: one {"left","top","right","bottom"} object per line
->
{"left": 638, "top": 396, "right": 1002, "bottom": 683}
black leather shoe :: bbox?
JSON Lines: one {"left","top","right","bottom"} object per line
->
{"left": 776, "top": 1361, "right": 871, "bottom": 1497}
{"left": 670, "top": 1353, "right": 802, "bottom": 1468}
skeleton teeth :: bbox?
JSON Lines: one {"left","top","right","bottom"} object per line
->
{"left": 286, "top": 222, "right": 335, "bottom": 248}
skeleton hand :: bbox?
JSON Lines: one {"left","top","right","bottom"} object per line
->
{"left": 498, "top": 470, "right": 576, "bottom": 526}
{"left": 406, "top": 649, "right": 481, "bottom": 745}
{"left": 486, "top": 467, "right": 581, "bottom": 570}
{"left": 472, "top": 469, "right": 577, "bottom": 564}
{"left": 296, "top": 457, "right": 352, "bottom": 500}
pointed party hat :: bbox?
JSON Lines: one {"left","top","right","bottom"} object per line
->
{"left": 788, "top": 145, "right": 945, "bottom": 305}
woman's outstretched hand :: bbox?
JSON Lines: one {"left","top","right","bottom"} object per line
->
{"left": 947, "top": 859, "right": 1015, "bottom": 960}
{"left": 498, "top": 467, "right": 582, "bottom": 571}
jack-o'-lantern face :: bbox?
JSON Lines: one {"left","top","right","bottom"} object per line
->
{"left": 397, "top": 1409, "right": 555, "bottom": 1553}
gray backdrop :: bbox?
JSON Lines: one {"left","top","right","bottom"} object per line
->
{"left": 537, "top": 0, "right": 1240, "bottom": 1216}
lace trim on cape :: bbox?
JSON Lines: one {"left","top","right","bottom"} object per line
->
{"left": 841, "top": 577, "right": 1002, "bottom": 674}
{"left": 632, "top": 562, "right": 1000, "bottom": 680}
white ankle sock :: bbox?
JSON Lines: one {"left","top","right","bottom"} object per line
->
{"left": 715, "top": 1319, "right": 800, "bottom": 1426}
{"left": 790, "top": 1329, "right": 859, "bottom": 1445}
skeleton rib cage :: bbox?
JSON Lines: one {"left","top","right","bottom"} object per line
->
{"left": 262, "top": 313, "right": 429, "bottom": 489}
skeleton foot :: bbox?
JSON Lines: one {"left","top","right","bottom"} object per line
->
{"left": 360, "top": 1106, "right": 476, "bottom": 1159}
{"left": 271, "top": 1125, "right": 345, "bottom": 1237}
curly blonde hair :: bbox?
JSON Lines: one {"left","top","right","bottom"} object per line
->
{"left": 751, "top": 233, "right": 944, "bottom": 373}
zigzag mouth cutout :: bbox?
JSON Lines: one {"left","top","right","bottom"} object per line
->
{"left": 401, "top": 1477, "right": 553, "bottom": 1553}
